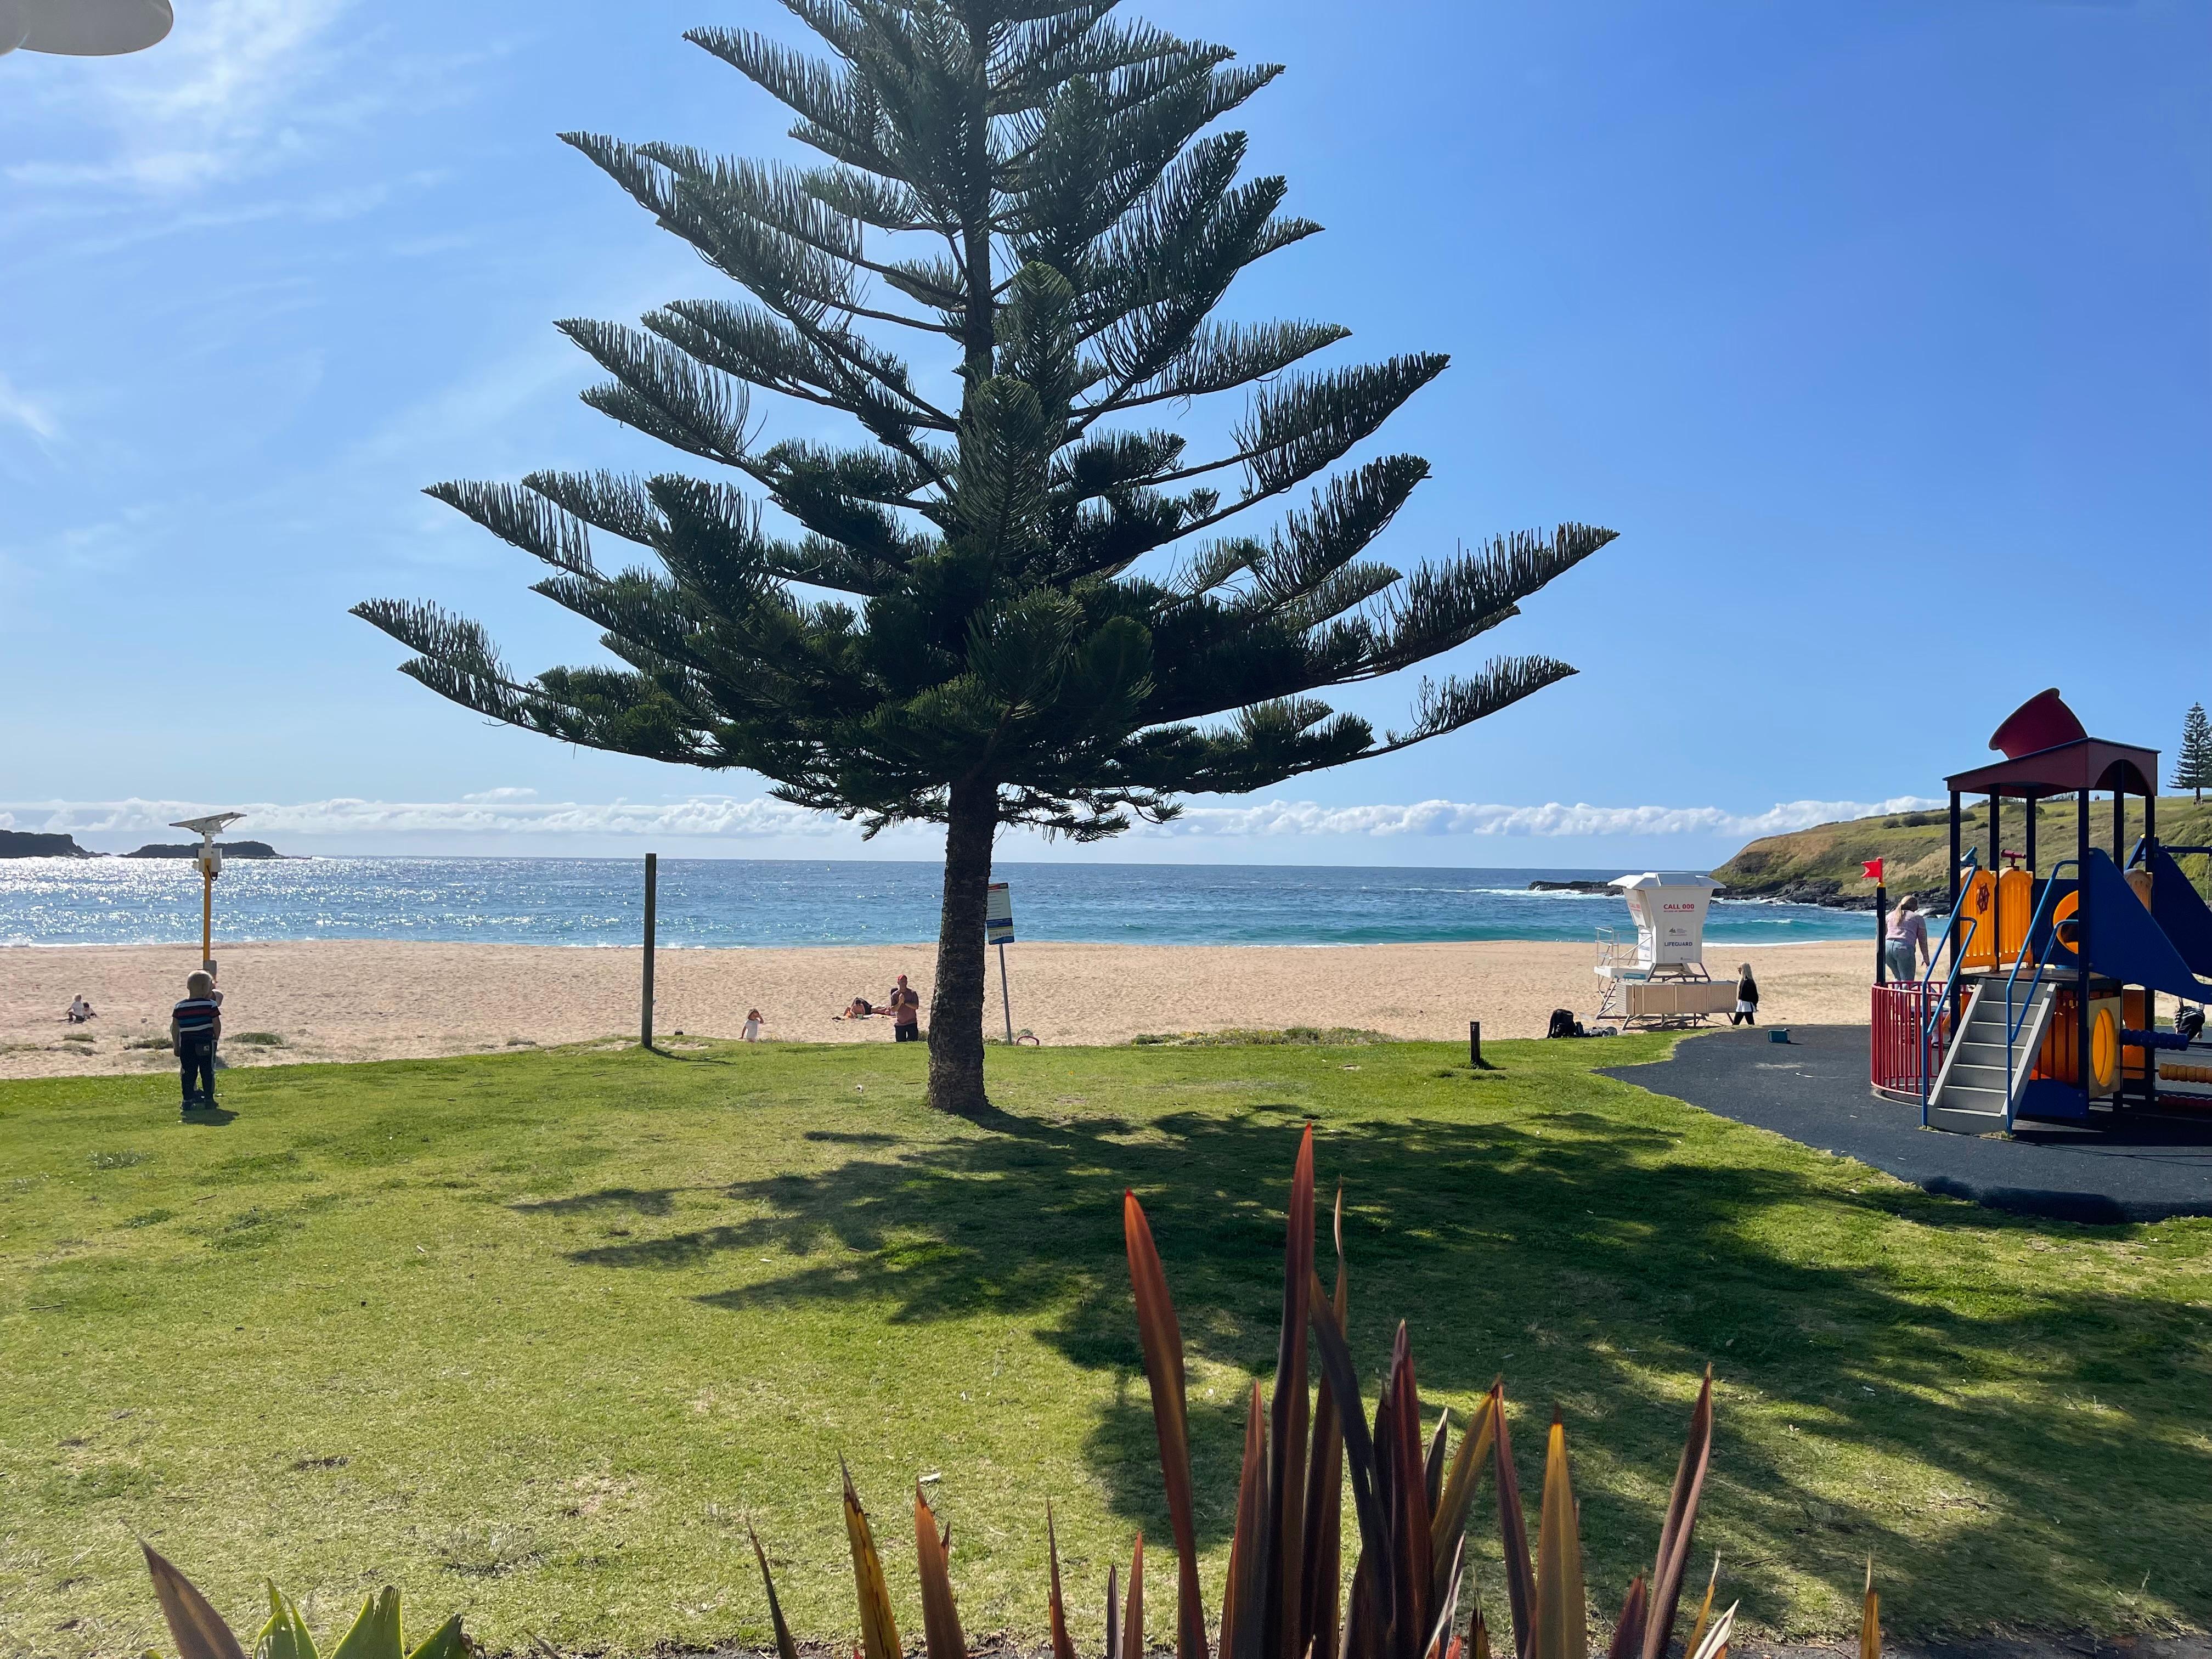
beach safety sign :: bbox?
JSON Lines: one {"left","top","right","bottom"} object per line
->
{"left": 985, "top": 882, "right": 1014, "bottom": 945}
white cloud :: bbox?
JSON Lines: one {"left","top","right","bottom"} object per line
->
{"left": 1146, "top": 796, "right": 1946, "bottom": 840}
{"left": 5, "top": 0, "right": 355, "bottom": 193}
{"left": 0, "top": 372, "right": 59, "bottom": 442}
{"left": 1, "top": 793, "right": 1941, "bottom": 843}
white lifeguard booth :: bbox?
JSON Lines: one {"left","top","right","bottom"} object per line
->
{"left": 1593, "top": 873, "right": 1737, "bottom": 1029}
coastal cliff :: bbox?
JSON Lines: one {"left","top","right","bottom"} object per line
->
{"left": 0, "top": 830, "right": 96, "bottom": 859}
{"left": 1714, "top": 797, "right": 2212, "bottom": 909}
{"left": 122, "top": 840, "right": 287, "bottom": 859}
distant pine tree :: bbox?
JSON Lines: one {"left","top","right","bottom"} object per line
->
{"left": 2177, "top": 703, "right": 2212, "bottom": 804}
{"left": 353, "top": 1, "right": 1614, "bottom": 1114}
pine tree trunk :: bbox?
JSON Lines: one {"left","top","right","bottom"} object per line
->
{"left": 927, "top": 777, "right": 996, "bottom": 1115}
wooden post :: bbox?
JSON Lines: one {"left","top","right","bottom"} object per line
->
{"left": 641, "top": 853, "right": 657, "bottom": 1051}
{"left": 1468, "top": 1021, "right": 1482, "bottom": 1067}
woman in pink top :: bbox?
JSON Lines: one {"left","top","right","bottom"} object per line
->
{"left": 1885, "top": 895, "right": 1929, "bottom": 983}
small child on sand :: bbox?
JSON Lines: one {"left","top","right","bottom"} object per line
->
{"left": 742, "top": 1009, "right": 764, "bottom": 1042}
{"left": 170, "top": 971, "right": 222, "bottom": 1114}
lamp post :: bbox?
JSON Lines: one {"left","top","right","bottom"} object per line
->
{"left": 170, "top": 812, "right": 243, "bottom": 975}
{"left": 0, "top": 0, "right": 172, "bottom": 55}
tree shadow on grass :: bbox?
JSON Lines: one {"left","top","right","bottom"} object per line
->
{"left": 525, "top": 1087, "right": 2212, "bottom": 1633}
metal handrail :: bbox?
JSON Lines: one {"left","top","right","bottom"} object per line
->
{"left": 1918, "top": 913, "right": 1979, "bottom": 1118}
{"left": 2000, "top": 859, "right": 2079, "bottom": 1111}
{"left": 1909, "top": 850, "right": 1983, "bottom": 1117}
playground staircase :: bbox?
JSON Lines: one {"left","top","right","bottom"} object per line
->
{"left": 1927, "top": 978, "right": 2058, "bottom": 1134}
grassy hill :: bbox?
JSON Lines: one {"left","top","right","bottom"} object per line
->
{"left": 1715, "top": 796, "right": 2212, "bottom": 907}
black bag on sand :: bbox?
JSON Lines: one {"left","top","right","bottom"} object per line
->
{"left": 1547, "top": 1008, "right": 1583, "bottom": 1040}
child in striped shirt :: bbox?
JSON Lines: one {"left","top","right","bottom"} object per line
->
{"left": 171, "top": 971, "right": 222, "bottom": 1113}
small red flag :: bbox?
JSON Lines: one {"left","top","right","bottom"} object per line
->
{"left": 1863, "top": 859, "right": 1884, "bottom": 882}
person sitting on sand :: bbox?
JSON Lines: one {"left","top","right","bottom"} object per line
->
{"left": 1728, "top": 963, "right": 1759, "bottom": 1026}
{"left": 837, "top": 996, "right": 876, "bottom": 1020}
{"left": 170, "top": 971, "right": 222, "bottom": 1114}
{"left": 742, "top": 1009, "right": 764, "bottom": 1042}
{"left": 888, "top": 974, "right": 921, "bottom": 1043}
{"left": 65, "top": 995, "right": 97, "bottom": 1023}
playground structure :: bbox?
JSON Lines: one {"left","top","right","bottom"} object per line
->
{"left": 1870, "top": 689, "right": 2212, "bottom": 1133}
{"left": 1593, "top": 872, "right": 1737, "bottom": 1029}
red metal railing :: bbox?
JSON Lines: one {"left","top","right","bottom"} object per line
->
{"left": 1871, "top": 980, "right": 1954, "bottom": 1099}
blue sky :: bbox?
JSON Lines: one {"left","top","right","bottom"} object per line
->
{"left": 3, "top": 0, "right": 2205, "bottom": 866}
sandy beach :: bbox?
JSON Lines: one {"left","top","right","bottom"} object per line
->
{"left": 0, "top": 938, "right": 1873, "bottom": 1080}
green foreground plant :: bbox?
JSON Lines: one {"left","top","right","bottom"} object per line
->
{"left": 741, "top": 1126, "right": 1878, "bottom": 1659}
{"left": 131, "top": 1124, "right": 1883, "bottom": 1659}
{"left": 138, "top": 1546, "right": 465, "bottom": 1659}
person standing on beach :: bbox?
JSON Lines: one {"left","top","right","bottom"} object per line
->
{"left": 170, "top": 971, "right": 222, "bottom": 1114}
{"left": 888, "top": 974, "right": 921, "bottom": 1043}
{"left": 1729, "top": 963, "right": 1759, "bottom": 1026}
{"left": 1885, "top": 895, "right": 1929, "bottom": 984}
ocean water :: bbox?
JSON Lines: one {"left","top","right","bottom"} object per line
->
{"left": 0, "top": 857, "right": 1872, "bottom": 950}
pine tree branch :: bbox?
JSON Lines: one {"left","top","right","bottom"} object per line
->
{"left": 1158, "top": 356, "right": 1449, "bottom": 536}
{"left": 1079, "top": 319, "right": 1350, "bottom": 422}
{"left": 424, "top": 479, "right": 601, "bottom": 578}
{"left": 558, "top": 319, "right": 756, "bottom": 466}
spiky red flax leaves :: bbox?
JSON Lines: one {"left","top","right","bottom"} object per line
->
{"left": 1531, "top": 1412, "right": 1585, "bottom": 1659}
{"left": 1048, "top": 1503, "right": 1079, "bottom": 1659}
{"left": 1638, "top": 1368, "right": 1714, "bottom": 1659}
{"left": 748, "top": 1526, "right": 803, "bottom": 1659}
{"left": 1268, "top": 1126, "right": 1317, "bottom": 1659}
{"left": 140, "top": 1544, "right": 247, "bottom": 1659}
{"left": 842, "top": 1463, "right": 902, "bottom": 1659}
{"left": 1222, "top": 1380, "right": 1272, "bottom": 1659}
{"left": 915, "top": 1487, "right": 966, "bottom": 1659}
{"left": 1489, "top": 1383, "right": 1536, "bottom": 1659}
{"left": 1126, "top": 1188, "right": 1210, "bottom": 1659}
{"left": 1299, "top": 1190, "right": 1350, "bottom": 1659}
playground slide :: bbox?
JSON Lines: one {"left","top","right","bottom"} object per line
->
{"left": 2074, "top": 849, "right": 2212, "bottom": 1002}
{"left": 2147, "top": 846, "right": 2212, "bottom": 979}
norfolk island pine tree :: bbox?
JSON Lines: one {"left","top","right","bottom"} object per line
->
{"left": 2177, "top": 703, "right": 2212, "bottom": 804}
{"left": 353, "top": 1, "right": 1615, "bottom": 1116}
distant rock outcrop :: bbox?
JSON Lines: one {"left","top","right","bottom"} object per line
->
{"left": 0, "top": 830, "right": 97, "bottom": 859}
{"left": 1527, "top": 878, "right": 1614, "bottom": 895}
{"left": 122, "top": 839, "right": 287, "bottom": 860}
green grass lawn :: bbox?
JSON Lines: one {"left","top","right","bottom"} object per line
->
{"left": 2, "top": 1036, "right": 2207, "bottom": 1658}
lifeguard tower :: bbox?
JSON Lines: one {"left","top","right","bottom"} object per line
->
{"left": 1593, "top": 872, "right": 1738, "bottom": 1029}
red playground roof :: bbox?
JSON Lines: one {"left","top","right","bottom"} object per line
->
{"left": 1944, "top": 689, "right": 2158, "bottom": 797}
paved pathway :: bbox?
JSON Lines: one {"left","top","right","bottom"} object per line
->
{"left": 1604, "top": 1023, "right": 2212, "bottom": 1224}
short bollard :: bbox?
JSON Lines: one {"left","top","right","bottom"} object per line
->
{"left": 1469, "top": 1021, "right": 1482, "bottom": 1068}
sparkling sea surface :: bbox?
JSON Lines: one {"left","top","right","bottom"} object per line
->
{"left": 0, "top": 857, "right": 1872, "bottom": 950}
